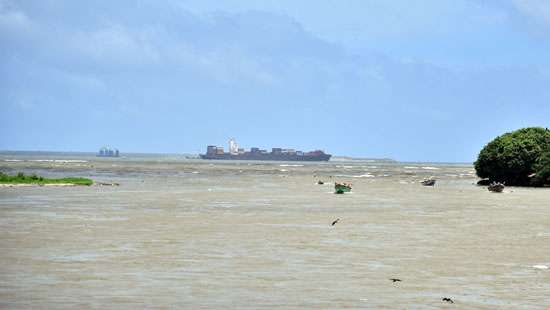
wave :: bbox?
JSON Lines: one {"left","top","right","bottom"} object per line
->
{"left": 355, "top": 174, "right": 375, "bottom": 178}
{"left": 334, "top": 174, "right": 374, "bottom": 178}
{"left": 421, "top": 166, "right": 440, "bottom": 170}
{"left": 279, "top": 164, "right": 304, "bottom": 167}
{"left": 28, "top": 159, "right": 88, "bottom": 163}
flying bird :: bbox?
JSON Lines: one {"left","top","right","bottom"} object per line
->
{"left": 331, "top": 219, "right": 340, "bottom": 226}
{"left": 442, "top": 297, "right": 454, "bottom": 303}
{"left": 389, "top": 278, "right": 402, "bottom": 282}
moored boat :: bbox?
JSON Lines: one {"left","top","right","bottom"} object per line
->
{"left": 334, "top": 182, "right": 352, "bottom": 194}
{"left": 421, "top": 178, "right": 436, "bottom": 186}
{"left": 488, "top": 182, "right": 505, "bottom": 193}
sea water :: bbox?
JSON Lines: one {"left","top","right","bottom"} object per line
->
{"left": 1, "top": 153, "right": 549, "bottom": 308}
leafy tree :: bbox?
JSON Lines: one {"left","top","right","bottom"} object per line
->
{"left": 533, "top": 149, "right": 550, "bottom": 186}
{"left": 475, "top": 127, "right": 550, "bottom": 186}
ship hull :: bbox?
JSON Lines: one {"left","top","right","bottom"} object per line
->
{"left": 200, "top": 154, "right": 331, "bottom": 161}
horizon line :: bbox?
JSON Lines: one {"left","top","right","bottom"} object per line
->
{"left": 0, "top": 149, "right": 474, "bottom": 164}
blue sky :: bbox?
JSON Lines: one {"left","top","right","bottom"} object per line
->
{"left": 1, "top": 0, "right": 549, "bottom": 162}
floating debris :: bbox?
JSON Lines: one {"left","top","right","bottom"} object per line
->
{"left": 317, "top": 180, "right": 324, "bottom": 185}
{"left": 95, "top": 182, "right": 120, "bottom": 186}
{"left": 420, "top": 178, "right": 436, "bottom": 186}
{"left": 442, "top": 297, "right": 454, "bottom": 304}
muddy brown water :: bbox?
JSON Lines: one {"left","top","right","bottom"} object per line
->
{"left": 1, "top": 155, "right": 549, "bottom": 309}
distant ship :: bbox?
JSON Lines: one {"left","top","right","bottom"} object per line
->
{"left": 97, "top": 146, "right": 120, "bottom": 157}
{"left": 200, "top": 139, "right": 331, "bottom": 161}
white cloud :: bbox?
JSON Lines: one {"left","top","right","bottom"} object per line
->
{"left": 180, "top": 0, "right": 511, "bottom": 49}
{"left": 0, "top": 9, "right": 29, "bottom": 27}
{"left": 70, "top": 24, "right": 161, "bottom": 66}
{"left": 512, "top": 0, "right": 550, "bottom": 26}
{"left": 0, "top": 5, "right": 33, "bottom": 35}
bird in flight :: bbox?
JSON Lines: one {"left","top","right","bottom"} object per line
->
{"left": 389, "top": 278, "right": 402, "bottom": 282}
{"left": 331, "top": 219, "right": 340, "bottom": 226}
{"left": 442, "top": 297, "right": 454, "bottom": 304}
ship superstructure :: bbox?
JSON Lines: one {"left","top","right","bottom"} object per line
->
{"left": 97, "top": 146, "right": 120, "bottom": 157}
{"left": 200, "top": 139, "right": 331, "bottom": 161}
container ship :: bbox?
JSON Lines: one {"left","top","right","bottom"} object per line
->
{"left": 200, "top": 139, "right": 331, "bottom": 161}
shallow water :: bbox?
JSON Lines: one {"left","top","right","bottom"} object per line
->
{"left": 1, "top": 155, "right": 549, "bottom": 309}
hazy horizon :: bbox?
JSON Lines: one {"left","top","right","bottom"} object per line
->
{"left": 2, "top": 1, "right": 549, "bottom": 162}
{"left": 0, "top": 149, "right": 475, "bottom": 164}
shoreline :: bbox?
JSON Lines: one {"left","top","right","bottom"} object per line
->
{"left": 0, "top": 183, "right": 82, "bottom": 188}
{"left": 0, "top": 182, "right": 118, "bottom": 188}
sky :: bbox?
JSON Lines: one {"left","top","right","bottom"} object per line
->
{"left": 1, "top": 0, "right": 549, "bottom": 162}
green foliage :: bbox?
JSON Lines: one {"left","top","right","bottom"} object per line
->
{"left": 475, "top": 127, "right": 550, "bottom": 186}
{"left": 0, "top": 172, "right": 93, "bottom": 186}
{"left": 534, "top": 149, "right": 550, "bottom": 186}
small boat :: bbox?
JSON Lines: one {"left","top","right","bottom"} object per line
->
{"left": 317, "top": 180, "right": 324, "bottom": 185}
{"left": 477, "top": 179, "right": 491, "bottom": 186}
{"left": 335, "top": 182, "right": 352, "bottom": 194}
{"left": 488, "top": 182, "right": 504, "bottom": 193}
{"left": 421, "top": 178, "right": 436, "bottom": 186}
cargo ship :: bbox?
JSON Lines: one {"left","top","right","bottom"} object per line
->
{"left": 200, "top": 139, "right": 331, "bottom": 161}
